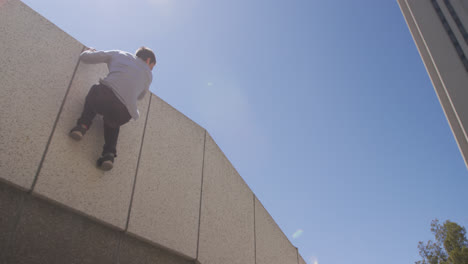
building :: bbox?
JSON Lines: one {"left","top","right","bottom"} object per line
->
{"left": 398, "top": 0, "right": 468, "bottom": 168}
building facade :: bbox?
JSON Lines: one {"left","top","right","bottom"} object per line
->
{"left": 398, "top": 0, "right": 468, "bottom": 168}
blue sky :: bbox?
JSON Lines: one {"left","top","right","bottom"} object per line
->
{"left": 22, "top": 0, "right": 468, "bottom": 263}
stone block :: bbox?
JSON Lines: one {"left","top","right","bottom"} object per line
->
{"left": 0, "top": 0, "right": 84, "bottom": 189}
{"left": 33, "top": 60, "right": 150, "bottom": 229}
{"left": 119, "top": 234, "right": 194, "bottom": 264}
{"left": 4, "top": 194, "right": 120, "bottom": 264}
{"left": 197, "top": 134, "right": 255, "bottom": 264}
{"left": 127, "top": 95, "right": 205, "bottom": 259}
{"left": 255, "top": 197, "right": 298, "bottom": 264}
{"left": 299, "top": 254, "right": 307, "bottom": 264}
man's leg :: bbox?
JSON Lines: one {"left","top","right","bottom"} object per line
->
{"left": 77, "top": 84, "right": 100, "bottom": 128}
{"left": 100, "top": 87, "right": 131, "bottom": 156}
{"left": 70, "top": 84, "right": 99, "bottom": 140}
{"left": 97, "top": 87, "right": 131, "bottom": 170}
{"left": 96, "top": 122, "right": 119, "bottom": 171}
{"left": 103, "top": 123, "right": 120, "bottom": 156}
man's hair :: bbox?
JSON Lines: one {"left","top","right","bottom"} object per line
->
{"left": 135, "top": 46, "right": 156, "bottom": 65}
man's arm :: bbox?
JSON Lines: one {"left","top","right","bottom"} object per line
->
{"left": 79, "top": 48, "right": 113, "bottom": 64}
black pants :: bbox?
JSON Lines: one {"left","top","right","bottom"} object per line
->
{"left": 77, "top": 83, "right": 131, "bottom": 156}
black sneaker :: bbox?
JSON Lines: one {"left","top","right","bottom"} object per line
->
{"left": 97, "top": 153, "right": 115, "bottom": 171}
{"left": 69, "top": 124, "right": 87, "bottom": 141}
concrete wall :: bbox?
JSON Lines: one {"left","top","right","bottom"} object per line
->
{"left": 0, "top": 181, "right": 192, "bottom": 264}
{"left": 0, "top": 0, "right": 307, "bottom": 263}
{"left": 398, "top": 0, "right": 468, "bottom": 169}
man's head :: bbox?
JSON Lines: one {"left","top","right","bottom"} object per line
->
{"left": 136, "top": 46, "right": 156, "bottom": 70}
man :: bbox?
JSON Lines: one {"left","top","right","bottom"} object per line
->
{"left": 69, "top": 46, "right": 156, "bottom": 171}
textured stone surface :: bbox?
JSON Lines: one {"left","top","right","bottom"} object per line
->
{"left": 4, "top": 193, "right": 120, "bottom": 264}
{"left": 0, "top": 181, "right": 194, "bottom": 264}
{"left": 33, "top": 60, "right": 150, "bottom": 229}
{"left": 127, "top": 95, "right": 205, "bottom": 259}
{"left": 255, "top": 197, "right": 298, "bottom": 264}
{"left": 119, "top": 235, "right": 194, "bottom": 264}
{"left": 0, "top": 0, "right": 84, "bottom": 189}
{"left": 197, "top": 134, "right": 255, "bottom": 264}
{"left": 0, "top": 181, "right": 26, "bottom": 262}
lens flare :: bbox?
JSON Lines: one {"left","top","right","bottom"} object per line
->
{"left": 309, "top": 256, "right": 318, "bottom": 264}
{"left": 292, "top": 229, "right": 304, "bottom": 239}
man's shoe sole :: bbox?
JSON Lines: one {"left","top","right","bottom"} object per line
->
{"left": 69, "top": 131, "right": 83, "bottom": 141}
{"left": 100, "top": 161, "right": 113, "bottom": 171}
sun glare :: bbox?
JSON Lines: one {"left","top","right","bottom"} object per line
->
{"left": 309, "top": 256, "right": 319, "bottom": 264}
